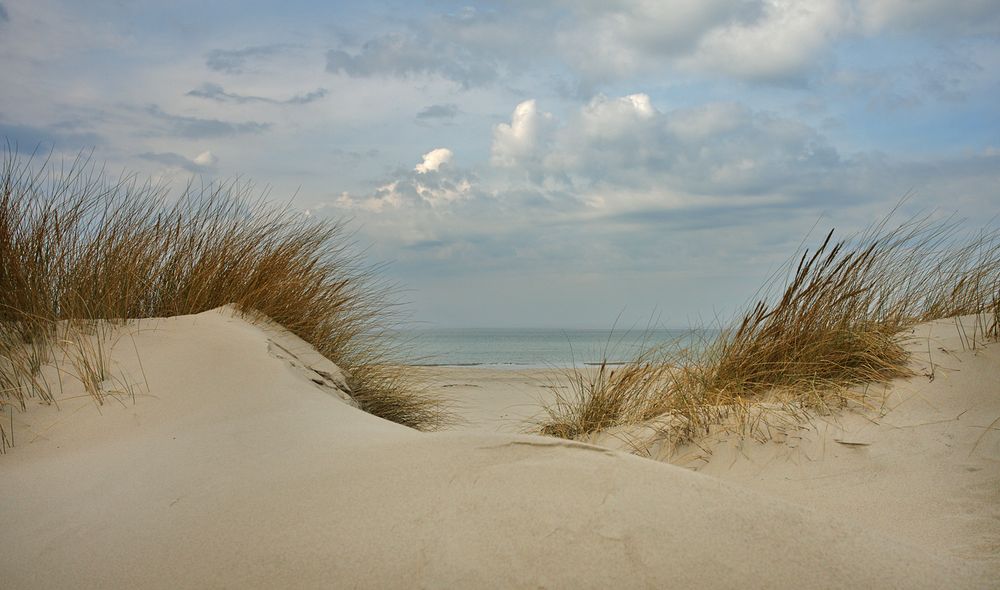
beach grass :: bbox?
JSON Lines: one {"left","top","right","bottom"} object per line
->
{"left": 539, "top": 211, "right": 1000, "bottom": 452}
{"left": 0, "top": 149, "right": 450, "bottom": 432}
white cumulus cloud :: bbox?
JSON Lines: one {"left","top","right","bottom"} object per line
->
{"left": 337, "top": 147, "right": 477, "bottom": 212}
{"left": 414, "top": 147, "right": 453, "bottom": 173}
{"left": 579, "top": 93, "right": 656, "bottom": 136}
{"left": 491, "top": 99, "right": 553, "bottom": 168}
{"left": 193, "top": 150, "right": 218, "bottom": 167}
{"left": 684, "top": 0, "right": 847, "bottom": 82}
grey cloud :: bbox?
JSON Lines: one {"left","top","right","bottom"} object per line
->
{"left": 330, "top": 148, "right": 380, "bottom": 161}
{"left": 205, "top": 44, "right": 289, "bottom": 74}
{"left": 554, "top": 2, "right": 995, "bottom": 88}
{"left": 324, "top": 2, "right": 1000, "bottom": 102}
{"left": 833, "top": 54, "right": 981, "bottom": 113}
{"left": 417, "top": 103, "right": 460, "bottom": 120}
{"left": 316, "top": 3, "right": 824, "bottom": 93}
{"left": 861, "top": 0, "right": 1000, "bottom": 36}
{"left": 0, "top": 3, "right": 9, "bottom": 23}
{"left": 388, "top": 166, "right": 481, "bottom": 208}
{"left": 494, "top": 97, "right": 847, "bottom": 203}
{"left": 187, "top": 83, "right": 328, "bottom": 105}
{"left": 145, "top": 105, "right": 269, "bottom": 138}
{"left": 344, "top": 95, "right": 859, "bottom": 225}
{"left": 138, "top": 151, "right": 215, "bottom": 173}
{"left": 0, "top": 121, "right": 102, "bottom": 150}
{"left": 887, "top": 152, "right": 1000, "bottom": 212}
{"left": 326, "top": 32, "right": 498, "bottom": 88}
{"left": 285, "top": 89, "right": 329, "bottom": 105}
{"left": 339, "top": 155, "right": 483, "bottom": 212}
{"left": 522, "top": 97, "right": 997, "bottom": 217}
{"left": 316, "top": 5, "right": 803, "bottom": 94}
{"left": 912, "top": 57, "right": 980, "bottom": 103}
{"left": 609, "top": 201, "right": 815, "bottom": 232}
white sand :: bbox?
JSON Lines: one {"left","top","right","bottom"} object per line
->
{"left": 415, "top": 365, "right": 565, "bottom": 432}
{"left": 1, "top": 308, "right": 995, "bottom": 587}
{"left": 437, "top": 315, "right": 1000, "bottom": 585}
{"left": 675, "top": 316, "right": 1000, "bottom": 575}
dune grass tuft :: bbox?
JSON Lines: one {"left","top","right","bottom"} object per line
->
{"left": 539, "top": 212, "right": 1000, "bottom": 452}
{"left": 0, "top": 149, "right": 450, "bottom": 433}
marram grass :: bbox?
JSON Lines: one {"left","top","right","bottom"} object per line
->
{"left": 0, "top": 150, "right": 451, "bottom": 441}
{"left": 540, "top": 212, "right": 1000, "bottom": 453}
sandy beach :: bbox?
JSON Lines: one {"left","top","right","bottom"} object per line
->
{"left": 1, "top": 307, "right": 996, "bottom": 588}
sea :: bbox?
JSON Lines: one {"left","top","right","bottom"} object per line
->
{"left": 398, "top": 327, "right": 717, "bottom": 368}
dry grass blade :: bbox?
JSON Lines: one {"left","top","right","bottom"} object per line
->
{"left": 61, "top": 322, "right": 112, "bottom": 406}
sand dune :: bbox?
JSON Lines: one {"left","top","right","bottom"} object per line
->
{"left": 1, "top": 308, "right": 995, "bottom": 587}
{"left": 675, "top": 316, "right": 1000, "bottom": 575}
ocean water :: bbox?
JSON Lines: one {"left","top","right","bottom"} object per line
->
{"left": 399, "top": 327, "right": 716, "bottom": 368}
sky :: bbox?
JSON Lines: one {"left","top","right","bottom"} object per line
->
{"left": 1, "top": 0, "right": 999, "bottom": 328}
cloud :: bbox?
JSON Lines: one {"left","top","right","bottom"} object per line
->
{"left": 554, "top": 1, "right": 848, "bottom": 86}
{"left": 558, "top": 1, "right": 1000, "bottom": 88}
{"left": 186, "top": 83, "right": 327, "bottom": 105}
{"left": 486, "top": 95, "right": 850, "bottom": 213}
{"left": 326, "top": 32, "right": 498, "bottom": 88}
{"left": 414, "top": 148, "right": 453, "bottom": 173}
{"left": 858, "top": 0, "right": 1000, "bottom": 35}
{"left": 308, "top": 2, "right": 1000, "bottom": 96}
{"left": 0, "top": 121, "right": 102, "bottom": 150}
{"left": 553, "top": 1, "right": 746, "bottom": 85}
{"left": 138, "top": 150, "right": 218, "bottom": 173}
{"left": 330, "top": 145, "right": 999, "bottom": 271}
{"left": 205, "top": 44, "right": 290, "bottom": 74}
{"left": 283, "top": 89, "right": 328, "bottom": 105}
{"left": 0, "top": 3, "right": 8, "bottom": 23}
{"left": 831, "top": 54, "right": 981, "bottom": 111}
{"left": 491, "top": 99, "right": 554, "bottom": 168}
{"left": 578, "top": 93, "right": 656, "bottom": 135}
{"left": 416, "top": 103, "right": 460, "bottom": 120}
{"left": 337, "top": 149, "right": 476, "bottom": 211}
{"left": 192, "top": 150, "right": 218, "bottom": 167}
{"left": 334, "top": 94, "right": 859, "bottom": 248}
{"left": 329, "top": 148, "right": 381, "bottom": 162}
{"left": 684, "top": 0, "right": 847, "bottom": 83}
{"left": 377, "top": 1, "right": 997, "bottom": 93}
{"left": 145, "top": 105, "right": 270, "bottom": 138}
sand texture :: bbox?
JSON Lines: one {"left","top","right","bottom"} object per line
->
{"left": 2, "top": 308, "right": 996, "bottom": 588}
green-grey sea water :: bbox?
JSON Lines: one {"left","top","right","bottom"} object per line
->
{"left": 400, "top": 328, "right": 716, "bottom": 368}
